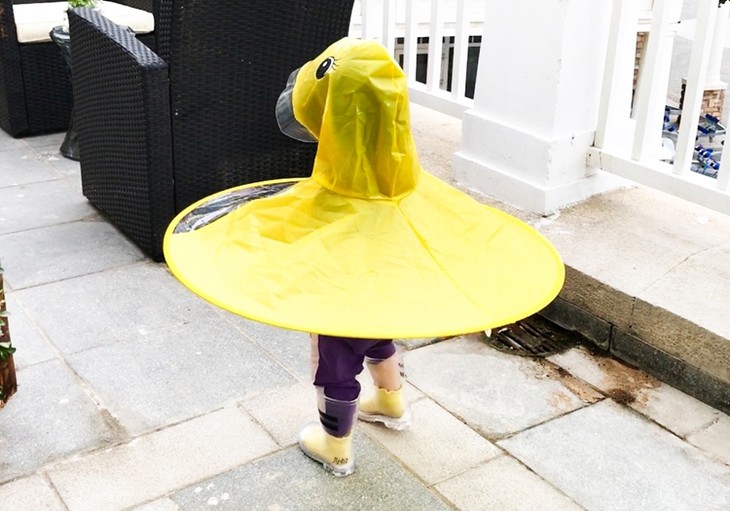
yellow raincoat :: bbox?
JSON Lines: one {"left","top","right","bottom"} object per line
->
{"left": 164, "top": 38, "right": 564, "bottom": 339}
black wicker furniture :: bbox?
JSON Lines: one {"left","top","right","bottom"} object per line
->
{"left": 0, "top": 0, "right": 156, "bottom": 137}
{"left": 68, "top": 1, "right": 355, "bottom": 261}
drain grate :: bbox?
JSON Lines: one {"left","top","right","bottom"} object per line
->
{"left": 481, "top": 315, "right": 579, "bottom": 358}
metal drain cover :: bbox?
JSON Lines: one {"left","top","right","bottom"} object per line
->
{"left": 481, "top": 315, "right": 579, "bottom": 357}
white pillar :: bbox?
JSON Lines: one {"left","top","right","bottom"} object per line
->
{"left": 453, "top": 0, "right": 624, "bottom": 214}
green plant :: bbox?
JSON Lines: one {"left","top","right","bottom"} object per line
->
{"left": 68, "top": 0, "right": 98, "bottom": 7}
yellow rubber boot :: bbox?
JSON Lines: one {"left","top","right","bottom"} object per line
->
{"left": 358, "top": 386, "right": 412, "bottom": 430}
{"left": 298, "top": 391, "right": 356, "bottom": 477}
{"left": 298, "top": 423, "right": 354, "bottom": 477}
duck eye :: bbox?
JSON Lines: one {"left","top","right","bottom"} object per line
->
{"left": 315, "top": 57, "right": 336, "bottom": 79}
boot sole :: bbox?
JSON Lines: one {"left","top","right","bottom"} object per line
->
{"left": 300, "top": 446, "right": 355, "bottom": 477}
{"left": 358, "top": 409, "right": 412, "bottom": 431}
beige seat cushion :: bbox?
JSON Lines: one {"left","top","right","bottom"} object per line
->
{"left": 14, "top": 1, "right": 154, "bottom": 43}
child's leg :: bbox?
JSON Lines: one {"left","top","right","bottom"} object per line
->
{"left": 299, "top": 335, "right": 370, "bottom": 477}
{"left": 365, "top": 351, "right": 401, "bottom": 391}
{"left": 359, "top": 342, "right": 412, "bottom": 430}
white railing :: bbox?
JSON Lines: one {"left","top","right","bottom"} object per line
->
{"left": 350, "top": 0, "right": 484, "bottom": 118}
{"left": 354, "top": 0, "right": 730, "bottom": 214}
{"left": 588, "top": 0, "right": 730, "bottom": 215}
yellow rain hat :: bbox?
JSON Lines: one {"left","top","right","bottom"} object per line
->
{"left": 163, "top": 37, "right": 565, "bottom": 339}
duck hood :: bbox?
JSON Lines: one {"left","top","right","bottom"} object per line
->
{"left": 278, "top": 37, "right": 420, "bottom": 200}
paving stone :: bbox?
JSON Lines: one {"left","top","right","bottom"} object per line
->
{"left": 0, "top": 180, "right": 94, "bottom": 235}
{"left": 361, "top": 398, "right": 501, "bottom": 485}
{"left": 630, "top": 296, "right": 730, "bottom": 389}
{"left": 240, "top": 381, "right": 317, "bottom": 447}
{"left": 16, "top": 263, "right": 221, "bottom": 354}
{"left": 0, "top": 221, "right": 144, "bottom": 289}
{"left": 131, "top": 498, "right": 183, "bottom": 511}
{"left": 43, "top": 150, "right": 81, "bottom": 178}
{"left": 48, "top": 407, "right": 279, "bottom": 511}
{"left": 687, "top": 414, "right": 730, "bottom": 466}
{"left": 0, "top": 475, "right": 66, "bottom": 511}
{"left": 221, "top": 313, "right": 312, "bottom": 379}
{"left": 549, "top": 346, "right": 721, "bottom": 437}
{"left": 22, "top": 133, "right": 66, "bottom": 148}
{"left": 0, "top": 360, "right": 118, "bottom": 483}
{"left": 435, "top": 455, "right": 584, "bottom": 511}
{"left": 67, "top": 318, "right": 296, "bottom": 435}
{"left": 636, "top": 242, "right": 730, "bottom": 344}
{"left": 611, "top": 328, "right": 730, "bottom": 415}
{"left": 404, "top": 336, "right": 586, "bottom": 438}
{"left": 171, "top": 437, "right": 452, "bottom": 511}
{"left": 0, "top": 135, "right": 29, "bottom": 152}
{"left": 542, "top": 186, "right": 730, "bottom": 303}
{"left": 0, "top": 151, "right": 59, "bottom": 187}
{"left": 499, "top": 400, "right": 730, "bottom": 511}
{"left": 2, "top": 291, "right": 57, "bottom": 368}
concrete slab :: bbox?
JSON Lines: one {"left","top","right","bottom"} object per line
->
{"left": 629, "top": 292, "right": 730, "bottom": 385}
{"left": 221, "top": 313, "right": 311, "bottom": 379}
{"left": 48, "top": 406, "right": 279, "bottom": 511}
{"left": 2, "top": 291, "right": 57, "bottom": 369}
{"left": 0, "top": 359, "right": 118, "bottom": 483}
{"left": 15, "top": 263, "right": 221, "bottom": 354}
{"left": 611, "top": 328, "right": 730, "bottom": 414}
{"left": 0, "top": 179, "right": 95, "bottom": 235}
{"left": 41, "top": 150, "right": 81, "bottom": 178}
{"left": 499, "top": 400, "right": 730, "bottom": 511}
{"left": 171, "top": 437, "right": 452, "bottom": 511}
{"left": 361, "top": 398, "right": 501, "bottom": 485}
{"left": 549, "top": 346, "right": 722, "bottom": 437}
{"left": 558, "top": 266, "right": 635, "bottom": 332}
{"left": 240, "top": 381, "right": 317, "bottom": 447}
{"left": 0, "top": 135, "right": 29, "bottom": 152}
{"left": 131, "top": 498, "right": 183, "bottom": 511}
{"left": 632, "top": 273, "right": 730, "bottom": 384}
{"left": 435, "top": 455, "right": 585, "bottom": 511}
{"left": 687, "top": 414, "right": 730, "bottom": 466}
{"left": 0, "top": 475, "right": 66, "bottom": 511}
{"left": 0, "top": 221, "right": 145, "bottom": 289}
{"left": 539, "top": 186, "right": 730, "bottom": 301}
{"left": 22, "top": 133, "right": 66, "bottom": 148}
{"left": 404, "top": 336, "right": 589, "bottom": 439}
{"left": 66, "top": 318, "right": 296, "bottom": 436}
{"left": 0, "top": 149, "right": 59, "bottom": 187}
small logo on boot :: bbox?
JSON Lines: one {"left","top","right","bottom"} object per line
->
{"left": 333, "top": 457, "right": 349, "bottom": 465}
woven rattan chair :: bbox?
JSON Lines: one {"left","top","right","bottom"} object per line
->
{"left": 68, "top": 1, "right": 354, "bottom": 261}
{"left": 0, "top": 0, "right": 156, "bottom": 137}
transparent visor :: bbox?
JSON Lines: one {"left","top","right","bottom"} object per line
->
{"left": 276, "top": 68, "right": 317, "bottom": 143}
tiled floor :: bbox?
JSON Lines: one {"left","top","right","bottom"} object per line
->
{"left": 0, "top": 131, "right": 728, "bottom": 510}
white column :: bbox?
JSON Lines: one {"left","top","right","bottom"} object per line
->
{"left": 453, "top": 0, "right": 624, "bottom": 214}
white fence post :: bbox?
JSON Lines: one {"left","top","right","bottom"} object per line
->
{"left": 673, "top": 1, "right": 717, "bottom": 175}
{"left": 631, "top": 0, "right": 681, "bottom": 162}
{"left": 594, "top": 0, "right": 638, "bottom": 153}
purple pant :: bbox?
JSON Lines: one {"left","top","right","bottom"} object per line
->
{"left": 313, "top": 335, "right": 396, "bottom": 401}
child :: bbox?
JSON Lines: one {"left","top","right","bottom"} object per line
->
{"left": 164, "top": 38, "right": 564, "bottom": 477}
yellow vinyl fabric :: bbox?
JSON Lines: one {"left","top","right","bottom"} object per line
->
{"left": 164, "top": 37, "right": 565, "bottom": 339}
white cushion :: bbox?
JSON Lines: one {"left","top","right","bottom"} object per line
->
{"left": 13, "top": 1, "right": 154, "bottom": 44}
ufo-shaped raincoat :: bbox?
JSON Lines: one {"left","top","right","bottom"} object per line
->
{"left": 163, "top": 38, "right": 565, "bottom": 339}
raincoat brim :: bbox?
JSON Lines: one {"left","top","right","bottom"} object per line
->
{"left": 163, "top": 173, "right": 565, "bottom": 339}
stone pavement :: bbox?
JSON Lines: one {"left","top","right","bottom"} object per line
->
{"left": 0, "top": 127, "right": 729, "bottom": 510}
